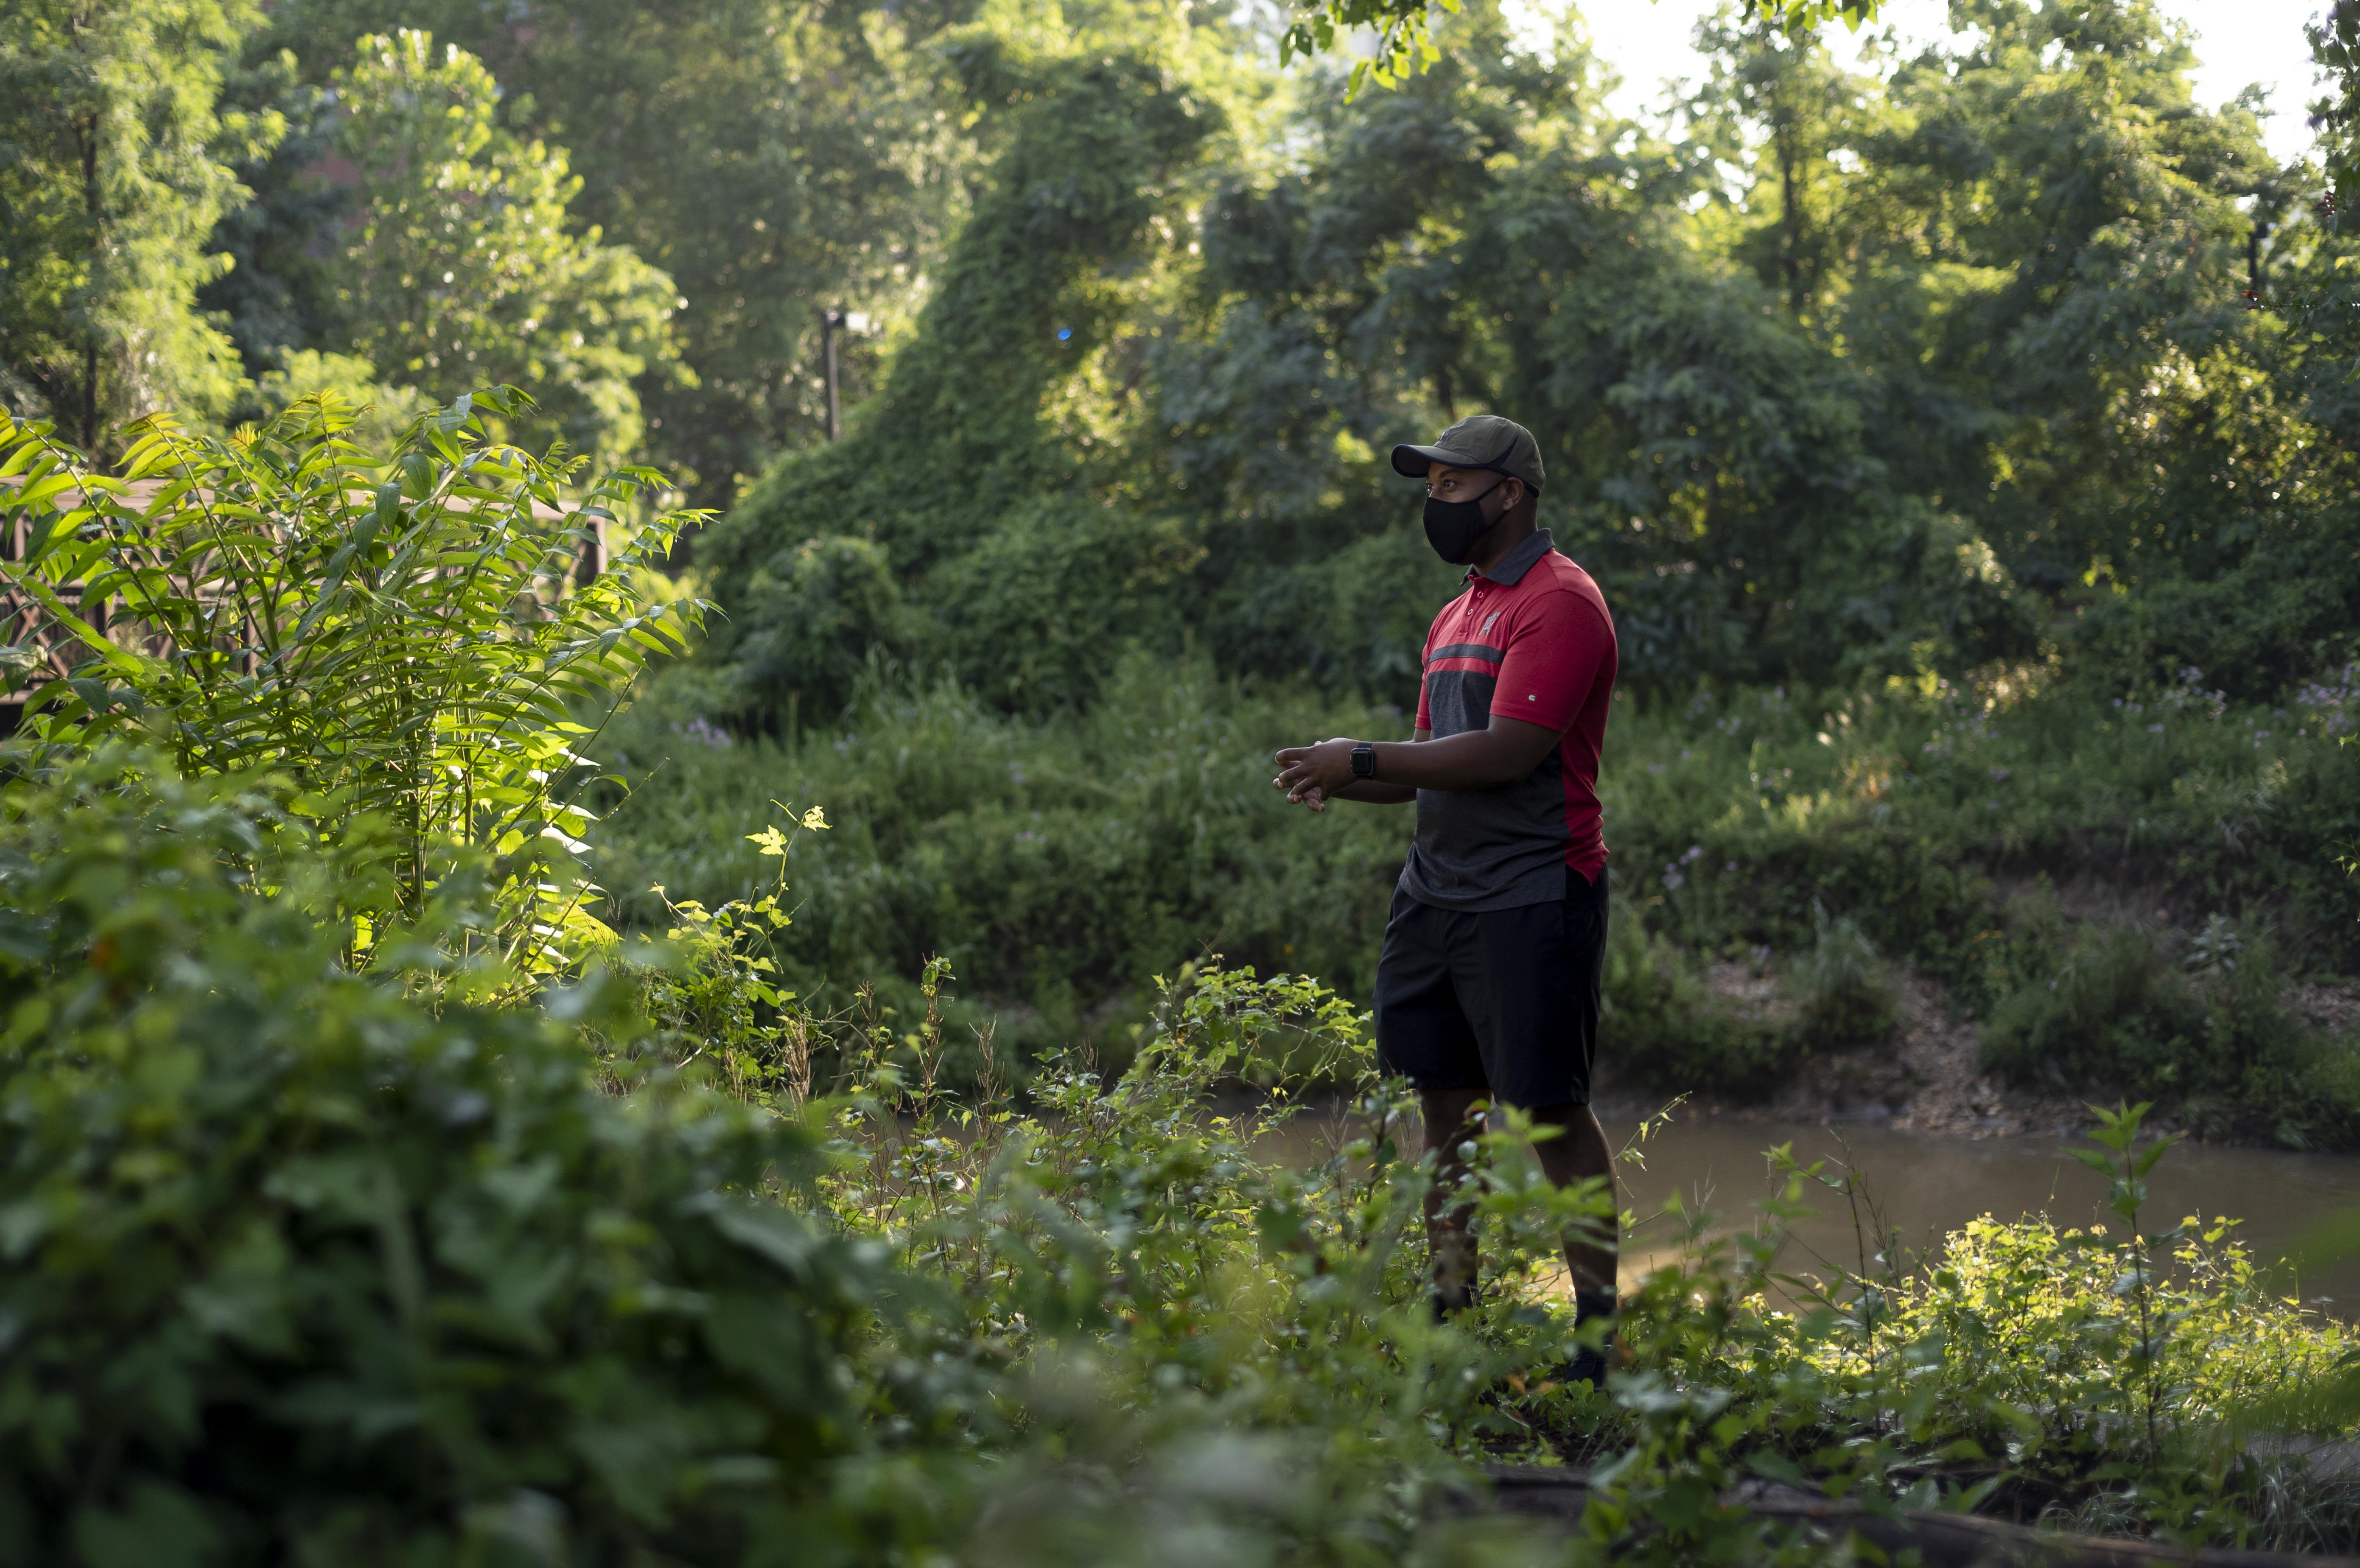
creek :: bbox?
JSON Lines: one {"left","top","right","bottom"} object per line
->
{"left": 1607, "top": 1116, "right": 2360, "bottom": 1310}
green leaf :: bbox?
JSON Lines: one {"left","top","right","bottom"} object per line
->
{"left": 2132, "top": 1132, "right": 2186, "bottom": 1179}
{"left": 73, "top": 1483, "right": 223, "bottom": 1568}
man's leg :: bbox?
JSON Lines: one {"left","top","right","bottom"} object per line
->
{"left": 1525, "top": 1101, "right": 1620, "bottom": 1296}
{"left": 1455, "top": 874, "right": 1618, "bottom": 1378}
{"left": 1373, "top": 890, "right": 1493, "bottom": 1318}
{"left": 1419, "top": 1086, "right": 1487, "bottom": 1314}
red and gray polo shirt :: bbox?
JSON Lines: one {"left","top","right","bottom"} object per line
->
{"left": 1404, "top": 528, "right": 1617, "bottom": 911}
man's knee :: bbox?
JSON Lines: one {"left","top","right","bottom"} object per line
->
{"left": 1419, "top": 1088, "right": 1485, "bottom": 1154}
{"left": 1525, "top": 1102, "right": 1614, "bottom": 1180}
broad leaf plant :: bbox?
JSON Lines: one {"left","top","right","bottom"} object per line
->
{"left": 0, "top": 386, "right": 708, "bottom": 980}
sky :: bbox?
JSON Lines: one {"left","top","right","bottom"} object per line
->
{"left": 1554, "top": 0, "right": 2328, "bottom": 165}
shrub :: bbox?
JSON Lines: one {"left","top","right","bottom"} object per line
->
{"left": 0, "top": 754, "right": 1634, "bottom": 1568}
{"left": 0, "top": 759, "right": 953, "bottom": 1566}
{"left": 1604, "top": 1108, "right": 2357, "bottom": 1556}
{"left": 1600, "top": 903, "right": 1801, "bottom": 1097}
{"left": 591, "top": 655, "right": 1416, "bottom": 1057}
{"left": 594, "top": 652, "right": 2360, "bottom": 1131}
{"left": 1984, "top": 924, "right": 2213, "bottom": 1086}
{"left": 1787, "top": 904, "right": 1901, "bottom": 1047}
{"left": 0, "top": 396, "right": 703, "bottom": 975}
{"left": 724, "top": 534, "right": 912, "bottom": 728}
{"left": 1980, "top": 918, "right": 2360, "bottom": 1146}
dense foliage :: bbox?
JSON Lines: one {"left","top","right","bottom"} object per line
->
{"left": 7, "top": 0, "right": 2359, "bottom": 1124}
{"left": 0, "top": 740, "right": 2351, "bottom": 1563}
{"left": 0, "top": 0, "right": 271, "bottom": 449}
{"left": 326, "top": 31, "right": 686, "bottom": 469}
{"left": 0, "top": 395, "right": 703, "bottom": 971}
{"left": 13, "top": 0, "right": 2360, "bottom": 1557}
{"left": 592, "top": 647, "right": 2360, "bottom": 1141}
{"left": 0, "top": 760, "right": 939, "bottom": 1567}
{"left": 593, "top": 0, "right": 2358, "bottom": 1147}
{"left": 703, "top": 0, "right": 2312, "bottom": 722}
{"left": 3, "top": 395, "right": 2358, "bottom": 1565}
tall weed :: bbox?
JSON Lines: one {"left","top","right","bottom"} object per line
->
{"left": 0, "top": 395, "right": 704, "bottom": 977}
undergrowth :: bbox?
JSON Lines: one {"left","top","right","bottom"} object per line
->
{"left": 593, "top": 655, "right": 2360, "bottom": 1142}
{"left": 5, "top": 714, "right": 2354, "bottom": 1565}
{"left": 8, "top": 393, "right": 2357, "bottom": 1566}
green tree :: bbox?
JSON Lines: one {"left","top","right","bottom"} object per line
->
{"left": 1683, "top": 15, "right": 1887, "bottom": 313}
{"left": 1837, "top": 0, "right": 2281, "bottom": 600}
{"left": 0, "top": 0, "right": 274, "bottom": 454}
{"left": 0, "top": 389, "right": 706, "bottom": 972}
{"left": 705, "top": 7, "right": 1222, "bottom": 717}
{"left": 252, "top": 0, "right": 972, "bottom": 504}
{"left": 331, "top": 30, "right": 684, "bottom": 469}
{"left": 198, "top": 43, "right": 347, "bottom": 391}
{"left": 1277, "top": 0, "right": 1884, "bottom": 98}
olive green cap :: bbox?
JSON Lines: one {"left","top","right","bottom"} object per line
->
{"left": 1391, "top": 414, "right": 1544, "bottom": 493}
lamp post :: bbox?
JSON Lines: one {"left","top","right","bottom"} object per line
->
{"left": 820, "top": 307, "right": 871, "bottom": 441}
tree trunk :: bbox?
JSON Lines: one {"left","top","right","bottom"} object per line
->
{"left": 79, "top": 113, "right": 101, "bottom": 451}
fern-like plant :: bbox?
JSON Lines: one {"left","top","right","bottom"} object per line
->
{"left": 0, "top": 387, "right": 708, "bottom": 976}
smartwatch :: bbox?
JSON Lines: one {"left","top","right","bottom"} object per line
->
{"left": 1350, "top": 742, "right": 1377, "bottom": 780}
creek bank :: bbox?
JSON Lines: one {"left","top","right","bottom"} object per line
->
{"left": 1596, "top": 976, "right": 2360, "bottom": 1148}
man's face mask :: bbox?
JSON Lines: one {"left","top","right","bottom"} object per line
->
{"left": 1422, "top": 472, "right": 1510, "bottom": 565}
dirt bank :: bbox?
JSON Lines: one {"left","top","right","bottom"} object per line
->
{"left": 1594, "top": 977, "right": 2360, "bottom": 1145}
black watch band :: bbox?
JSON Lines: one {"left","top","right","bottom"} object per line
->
{"left": 1350, "top": 742, "right": 1377, "bottom": 780}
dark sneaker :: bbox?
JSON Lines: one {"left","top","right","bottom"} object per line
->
{"left": 1562, "top": 1342, "right": 1610, "bottom": 1389}
{"left": 1565, "top": 1288, "right": 1616, "bottom": 1388}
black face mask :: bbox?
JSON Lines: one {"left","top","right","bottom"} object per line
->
{"left": 1422, "top": 474, "right": 1509, "bottom": 565}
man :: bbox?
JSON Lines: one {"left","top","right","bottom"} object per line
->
{"left": 1271, "top": 413, "right": 1619, "bottom": 1379}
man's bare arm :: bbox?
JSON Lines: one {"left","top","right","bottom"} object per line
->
{"left": 1276, "top": 730, "right": 1422, "bottom": 807}
{"left": 1273, "top": 718, "right": 1561, "bottom": 811}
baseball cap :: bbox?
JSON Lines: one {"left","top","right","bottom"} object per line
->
{"left": 1390, "top": 414, "right": 1545, "bottom": 493}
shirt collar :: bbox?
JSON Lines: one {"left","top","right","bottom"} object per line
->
{"left": 1465, "top": 528, "right": 1555, "bottom": 588}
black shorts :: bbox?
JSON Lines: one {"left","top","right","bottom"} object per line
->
{"left": 1372, "top": 869, "right": 1607, "bottom": 1109}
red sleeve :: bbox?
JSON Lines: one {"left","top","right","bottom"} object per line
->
{"left": 1492, "top": 590, "right": 1609, "bottom": 730}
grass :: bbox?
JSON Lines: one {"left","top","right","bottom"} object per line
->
{"left": 587, "top": 653, "right": 2360, "bottom": 1138}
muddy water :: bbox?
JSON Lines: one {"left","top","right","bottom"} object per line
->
{"left": 1257, "top": 1109, "right": 2360, "bottom": 1307}
{"left": 1604, "top": 1117, "right": 2360, "bottom": 1308}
